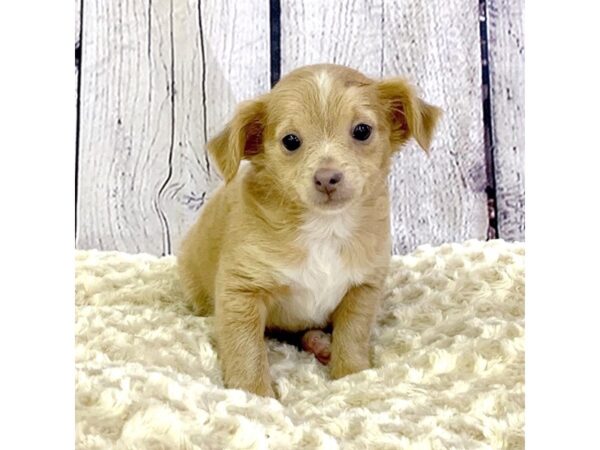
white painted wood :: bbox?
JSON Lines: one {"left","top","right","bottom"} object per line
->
{"left": 281, "top": 0, "right": 489, "bottom": 254}
{"left": 76, "top": 0, "right": 269, "bottom": 254}
{"left": 77, "top": 0, "right": 175, "bottom": 254}
{"left": 488, "top": 0, "right": 525, "bottom": 241}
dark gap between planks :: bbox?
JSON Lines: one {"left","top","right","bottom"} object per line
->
{"left": 269, "top": 0, "right": 281, "bottom": 87}
{"left": 75, "top": 0, "right": 84, "bottom": 240}
{"left": 479, "top": 0, "right": 500, "bottom": 239}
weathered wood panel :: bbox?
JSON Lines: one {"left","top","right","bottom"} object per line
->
{"left": 77, "top": 0, "right": 523, "bottom": 255}
{"left": 76, "top": 0, "right": 269, "bottom": 254}
{"left": 488, "top": 0, "right": 525, "bottom": 241}
{"left": 281, "top": 0, "right": 489, "bottom": 254}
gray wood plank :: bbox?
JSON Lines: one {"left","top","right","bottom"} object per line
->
{"left": 281, "top": 0, "right": 489, "bottom": 254}
{"left": 77, "top": 0, "right": 173, "bottom": 254}
{"left": 76, "top": 0, "right": 269, "bottom": 254}
{"left": 488, "top": 0, "right": 525, "bottom": 241}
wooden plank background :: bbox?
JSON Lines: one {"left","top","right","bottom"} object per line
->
{"left": 488, "top": 0, "right": 525, "bottom": 241}
{"left": 75, "top": 0, "right": 524, "bottom": 255}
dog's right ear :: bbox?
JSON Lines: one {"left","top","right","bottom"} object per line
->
{"left": 376, "top": 78, "right": 441, "bottom": 153}
{"left": 207, "top": 98, "right": 266, "bottom": 183}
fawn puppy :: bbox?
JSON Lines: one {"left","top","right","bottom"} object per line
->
{"left": 178, "top": 64, "right": 441, "bottom": 397}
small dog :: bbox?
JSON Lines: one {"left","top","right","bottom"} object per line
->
{"left": 178, "top": 64, "right": 441, "bottom": 397}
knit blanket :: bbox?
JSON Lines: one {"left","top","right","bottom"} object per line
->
{"left": 75, "top": 239, "right": 524, "bottom": 449}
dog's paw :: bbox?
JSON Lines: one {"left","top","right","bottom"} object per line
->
{"left": 227, "top": 382, "right": 276, "bottom": 398}
{"left": 329, "top": 355, "right": 370, "bottom": 379}
{"left": 224, "top": 374, "right": 276, "bottom": 398}
{"left": 301, "top": 330, "right": 331, "bottom": 365}
{"left": 253, "top": 383, "right": 276, "bottom": 398}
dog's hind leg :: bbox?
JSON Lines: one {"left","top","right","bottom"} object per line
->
{"left": 178, "top": 267, "right": 214, "bottom": 316}
{"left": 186, "top": 286, "right": 214, "bottom": 316}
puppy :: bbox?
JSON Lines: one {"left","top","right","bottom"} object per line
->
{"left": 178, "top": 64, "right": 441, "bottom": 397}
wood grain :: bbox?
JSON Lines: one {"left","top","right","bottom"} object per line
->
{"left": 76, "top": 0, "right": 269, "bottom": 254}
{"left": 281, "top": 0, "right": 489, "bottom": 254}
{"left": 488, "top": 0, "right": 525, "bottom": 241}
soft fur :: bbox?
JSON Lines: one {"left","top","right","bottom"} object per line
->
{"left": 75, "top": 240, "right": 525, "bottom": 449}
{"left": 177, "top": 64, "right": 442, "bottom": 396}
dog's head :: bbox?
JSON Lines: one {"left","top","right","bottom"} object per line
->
{"left": 208, "top": 64, "right": 441, "bottom": 212}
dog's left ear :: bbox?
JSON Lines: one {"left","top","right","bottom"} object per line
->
{"left": 377, "top": 78, "right": 442, "bottom": 152}
{"left": 207, "top": 98, "right": 266, "bottom": 182}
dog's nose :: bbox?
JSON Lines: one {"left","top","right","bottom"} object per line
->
{"left": 313, "top": 169, "right": 343, "bottom": 193}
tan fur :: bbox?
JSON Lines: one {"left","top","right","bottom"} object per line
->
{"left": 178, "top": 64, "right": 441, "bottom": 397}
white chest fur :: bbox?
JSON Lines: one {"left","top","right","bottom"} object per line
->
{"left": 276, "top": 212, "right": 366, "bottom": 328}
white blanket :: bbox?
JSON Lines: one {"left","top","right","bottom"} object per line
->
{"left": 75, "top": 239, "right": 524, "bottom": 449}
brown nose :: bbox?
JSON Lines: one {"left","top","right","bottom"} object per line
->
{"left": 313, "top": 168, "right": 343, "bottom": 193}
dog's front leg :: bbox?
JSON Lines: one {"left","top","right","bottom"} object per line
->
{"left": 329, "top": 282, "right": 381, "bottom": 379}
{"left": 215, "top": 292, "right": 274, "bottom": 397}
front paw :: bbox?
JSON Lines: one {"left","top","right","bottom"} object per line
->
{"left": 329, "top": 353, "right": 370, "bottom": 379}
{"left": 224, "top": 373, "right": 275, "bottom": 398}
{"left": 251, "top": 383, "right": 276, "bottom": 398}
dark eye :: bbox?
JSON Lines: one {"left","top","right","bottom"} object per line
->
{"left": 282, "top": 134, "right": 302, "bottom": 151}
{"left": 352, "top": 123, "right": 372, "bottom": 141}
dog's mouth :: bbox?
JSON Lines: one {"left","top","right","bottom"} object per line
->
{"left": 311, "top": 191, "right": 353, "bottom": 211}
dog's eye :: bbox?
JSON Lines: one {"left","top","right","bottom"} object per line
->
{"left": 282, "top": 134, "right": 302, "bottom": 151}
{"left": 352, "top": 123, "right": 372, "bottom": 141}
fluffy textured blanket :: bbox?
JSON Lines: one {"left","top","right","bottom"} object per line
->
{"left": 75, "top": 239, "right": 524, "bottom": 450}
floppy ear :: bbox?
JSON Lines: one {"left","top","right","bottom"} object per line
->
{"left": 207, "top": 98, "right": 266, "bottom": 182}
{"left": 377, "top": 78, "right": 442, "bottom": 152}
